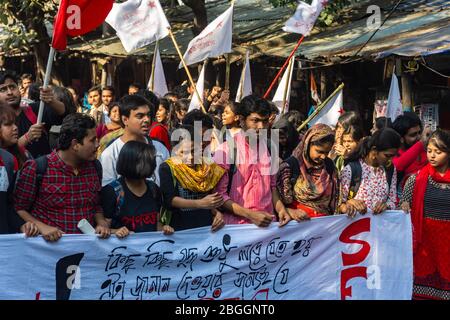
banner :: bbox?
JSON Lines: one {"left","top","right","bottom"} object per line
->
{"left": 0, "top": 211, "right": 412, "bottom": 300}
{"left": 235, "top": 51, "right": 252, "bottom": 103}
{"left": 181, "top": 5, "right": 233, "bottom": 67}
{"left": 106, "top": 0, "right": 170, "bottom": 52}
{"left": 148, "top": 43, "right": 169, "bottom": 98}
{"left": 386, "top": 67, "right": 403, "bottom": 121}
{"left": 188, "top": 62, "right": 206, "bottom": 112}
{"left": 272, "top": 56, "right": 295, "bottom": 115}
{"left": 283, "top": 0, "right": 327, "bottom": 36}
{"left": 309, "top": 86, "right": 343, "bottom": 127}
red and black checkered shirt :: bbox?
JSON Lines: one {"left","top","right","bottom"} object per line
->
{"left": 14, "top": 150, "right": 103, "bottom": 233}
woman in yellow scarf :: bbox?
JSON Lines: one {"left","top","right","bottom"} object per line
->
{"left": 159, "top": 125, "right": 226, "bottom": 234}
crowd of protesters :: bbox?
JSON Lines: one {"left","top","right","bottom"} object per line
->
{"left": 0, "top": 69, "right": 448, "bottom": 300}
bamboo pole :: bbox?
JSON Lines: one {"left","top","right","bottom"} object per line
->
{"left": 281, "top": 56, "right": 294, "bottom": 115}
{"left": 37, "top": 47, "right": 56, "bottom": 124}
{"left": 149, "top": 40, "right": 159, "bottom": 91}
{"left": 297, "top": 83, "right": 345, "bottom": 132}
{"left": 167, "top": 28, "right": 207, "bottom": 114}
{"left": 225, "top": 53, "right": 231, "bottom": 91}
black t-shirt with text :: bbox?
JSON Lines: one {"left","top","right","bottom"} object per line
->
{"left": 101, "top": 178, "right": 161, "bottom": 233}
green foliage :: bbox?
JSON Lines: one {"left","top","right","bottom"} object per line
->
{"left": 0, "top": 0, "right": 57, "bottom": 54}
{"left": 269, "top": 0, "right": 354, "bottom": 28}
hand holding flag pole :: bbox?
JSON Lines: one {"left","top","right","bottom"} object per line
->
{"left": 37, "top": 47, "right": 56, "bottom": 124}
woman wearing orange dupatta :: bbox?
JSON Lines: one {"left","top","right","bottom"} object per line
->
{"left": 401, "top": 129, "right": 450, "bottom": 300}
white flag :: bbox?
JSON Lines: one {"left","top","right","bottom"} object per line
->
{"left": 235, "top": 51, "right": 252, "bottom": 102}
{"left": 148, "top": 44, "right": 168, "bottom": 98}
{"left": 181, "top": 5, "right": 233, "bottom": 67}
{"left": 188, "top": 63, "right": 206, "bottom": 112}
{"left": 272, "top": 56, "right": 295, "bottom": 115}
{"left": 106, "top": 0, "right": 170, "bottom": 53}
{"left": 309, "top": 86, "right": 343, "bottom": 127}
{"left": 387, "top": 69, "right": 403, "bottom": 121}
{"left": 283, "top": 0, "right": 327, "bottom": 36}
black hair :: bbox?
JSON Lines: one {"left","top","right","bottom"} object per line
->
{"left": 428, "top": 129, "right": 450, "bottom": 155}
{"left": 108, "top": 101, "right": 120, "bottom": 117}
{"left": 238, "top": 95, "right": 272, "bottom": 118}
{"left": 311, "top": 134, "right": 335, "bottom": 147}
{"left": 88, "top": 86, "right": 101, "bottom": 95}
{"left": 159, "top": 98, "right": 171, "bottom": 112}
{"left": 374, "top": 117, "right": 392, "bottom": 131}
{"left": 183, "top": 109, "right": 214, "bottom": 129}
{"left": 119, "top": 94, "right": 153, "bottom": 120}
{"left": 136, "top": 89, "right": 159, "bottom": 121}
{"left": 20, "top": 73, "right": 33, "bottom": 81}
{"left": 58, "top": 113, "right": 96, "bottom": 150}
{"left": 392, "top": 112, "right": 422, "bottom": 137}
{"left": 102, "top": 86, "right": 115, "bottom": 96}
{"left": 168, "top": 98, "right": 189, "bottom": 131}
{"left": 53, "top": 86, "right": 77, "bottom": 115}
{"left": 164, "top": 92, "right": 179, "bottom": 101}
{"left": 343, "top": 125, "right": 365, "bottom": 142}
{"left": 281, "top": 110, "right": 305, "bottom": 129}
{"left": 347, "top": 127, "right": 401, "bottom": 162}
{"left": 0, "top": 70, "right": 17, "bottom": 85}
{"left": 269, "top": 102, "right": 280, "bottom": 116}
{"left": 337, "top": 111, "right": 362, "bottom": 131}
{"left": 171, "top": 124, "right": 196, "bottom": 149}
{"left": 173, "top": 85, "right": 190, "bottom": 99}
{"left": 27, "top": 83, "right": 41, "bottom": 102}
{"left": 116, "top": 140, "right": 156, "bottom": 179}
{"left": 129, "top": 83, "right": 142, "bottom": 90}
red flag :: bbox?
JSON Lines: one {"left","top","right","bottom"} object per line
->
{"left": 52, "top": 0, "right": 114, "bottom": 50}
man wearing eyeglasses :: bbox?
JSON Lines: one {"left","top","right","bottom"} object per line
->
{"left": 0, "top": 71, "right": 66, "bottom": 158}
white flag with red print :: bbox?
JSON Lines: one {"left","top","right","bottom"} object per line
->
{"left": 387, "top": 68, "right": 403, "bottom": 121}
{"left": 148, "top": 43, "right": 168, "bottom": 98}
{"left": 283, "top": 0, "right": 328, "bottom": 36}
{"left": 181, "top": 5, "right": 233, "bottom": 67}
{"left": 235, "top": 51, "right": 252, "bottom": 102}
{"left": 188, "top": 63, "right": 206, "bottom": 112}
{"left": 272, "top": 56, "right": 295, "bottom": 115}
{"left": 309, "top": 86, "right": 343, "bottom": 127}
{"left": 106, "top": 0, "right": 170, "bottom": 53}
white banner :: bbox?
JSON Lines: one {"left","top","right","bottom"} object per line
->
{"left": 309, "top": 86, "right": 343, "bottom": 127}
{"left": 387, "top": 68, "right": 403, "bottom": 121}
{"left": 236, "top": 51, "right": 252, "bottom": 103}
{"left": 283, "top": 0, "right": 327, "bottom": 36}
{"left": 272, "top": 56, "right": 295, "bottom": 116}
{"left": 188, "top": 62, "right": 206, "bottom": 112}
{"left": 148, "top": 43, "right": 169, "bottom": 97}
{"left": 106, "top": 0, "right": 170, "bottom": 53}
{"left": 181, "top": 5, "right": 233, "bottom": 67}
{"left": 0, "top": 211, "right": 412, "bottom": 300}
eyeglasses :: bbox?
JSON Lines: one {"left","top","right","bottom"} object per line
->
{"left": 0, "top": 83, "right": 19, "bottom": 93}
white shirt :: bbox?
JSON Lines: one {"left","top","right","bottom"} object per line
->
{"left": 100, "top": 136, "right": 169, "bottom": 187}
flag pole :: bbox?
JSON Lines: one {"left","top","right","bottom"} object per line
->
{"left": 297, "top": 83, "right": 345, "bottom": 132}
{"left": 263, "top": 35, "right": 304, "bottom": 99}
{"left": 225, "top": 53, "right": 231, "bottom": 91}
{"left": 237, "top": 50, "right": 248, "bottom": 101}
{"left": 37, "top": 47, "right": 56, "bottom": 124}
{"left": 167, "top": 28, "right": 207, "bottom": 114}
{"left": 149, "top": 40, "right": 159, "bottom": 91}
{"left": 281, "top": 57, "right": 294, "bottom": 115}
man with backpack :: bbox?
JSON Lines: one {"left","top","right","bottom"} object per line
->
{"left": 0, "top": 70, "right": 66, "bottom": 158}
{"left": 99, "top": 95, "right": 169, "bottom": 187}
{"left": 213, "top": 95, "right": 291, "bottom": 227}
{"left": 14, "top": 113, "right": 110, "bottom": 241}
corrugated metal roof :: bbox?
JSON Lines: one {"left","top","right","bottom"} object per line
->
{"left": 68, "top": 0, "right": 450, "bottom": 61}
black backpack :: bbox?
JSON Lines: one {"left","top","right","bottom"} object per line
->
{"left": 34, "top": 155, "right": 102, "bottom": 191}
{"left": 346, "top": 160, "right": 395, "bottom": 200}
